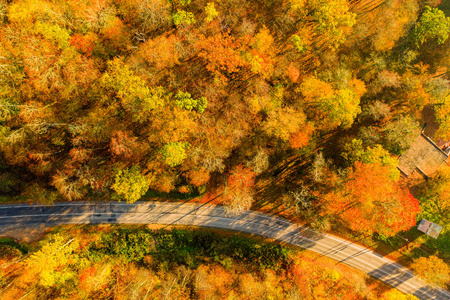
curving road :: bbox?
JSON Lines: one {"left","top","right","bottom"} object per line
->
{"left": 0, "top": 201, "right": 449, "bottom": 299}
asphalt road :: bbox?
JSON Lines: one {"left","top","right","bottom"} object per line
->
{"left": 0, "top": 201, "right": 449, "bottom": 299}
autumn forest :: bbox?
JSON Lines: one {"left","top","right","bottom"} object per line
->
{"left": 0, "top": 0, "right": 450, "bottom": 298}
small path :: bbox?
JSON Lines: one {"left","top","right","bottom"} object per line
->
{"left": 0, "top": 201, "right": 449, "bottom": 300}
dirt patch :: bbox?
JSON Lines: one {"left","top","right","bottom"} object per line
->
{"left": 0, "top": 225, "right": 50, "bottom": 243}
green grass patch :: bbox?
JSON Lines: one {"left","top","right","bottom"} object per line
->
{"left": 0, "top": 237, "right": 29, "bottom": 254}
{"left": 87, "top": 227, "right": 292, "bottom": 270}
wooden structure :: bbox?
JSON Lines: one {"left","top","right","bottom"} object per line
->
{"left": 398, "top": 133, "right": 449, "bottom": 178}
{"left": 417, "top": 219, "right": 443, "bottom": 239}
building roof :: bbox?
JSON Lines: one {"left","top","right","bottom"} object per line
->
{"left": 417, "top": 219, "right": 443, "bottom": 239}
{"left": 397, "top": 134, "right": 449, "bottom": 177}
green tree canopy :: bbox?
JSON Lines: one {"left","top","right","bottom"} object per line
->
{"left": 26, "top": 234, "right": 78, "bottom": 288}
{"left": 418, "top": 166, "right": 450, "bottom": 226}
{"left": 382, "top": 115, "right": 421, "bottom": 155}
{"left": 205, "top": 3, "right": 218, "bottom": 23}
{"left": 34, "top": 22, "right": 71, "bottom": 49}
{"left": 112, "top": 166, "right": 150, "bottom": 203}
{"left": 299, "top": 76, "right": 362, "bottom": 129}
{"left": 341, "top": 139, "right": 400, "bottom": 180}
{"left": 172, "top": 10, "right": 195, "bottom": 27}
{"left": 320, "top": 88, "right": 361, "bottom": 128}
{"left": 412, "top": 6, "right": 450, "bottom": 47}
{"left": 99, "top": 58, "right": 165, "bottom": 123}
{"left": 435, "top": 95, "right": 450, "bottom": 140}
{"left": 161, "top": 142, "right": 190, "bottom": 167}
{"left": 174, "top": 91, "right": 207, "bottom": 113}
{"left": 310, "top": 0, "right": 356, "bottom": 50}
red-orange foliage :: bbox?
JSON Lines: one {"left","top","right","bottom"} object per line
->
{"left": 326, "top": 162, "right": 420, "bottom": 236}
{"left": 290, "top": 254, "right": 367, "bottom": 300}
{"left": 196, "top": 32, "right": 251, "bottom": 80}
{"left": 186, "top": 167, "right": 210, "bottom": 187}
{"left": 178, "top": 185, "right": 191, "bottom": 193}
{"left": 227, "top": 165, "right": 255, "bottom": 190}
{"left": 69, "top": 33, "right": 96, "bottom": 57}
{"left": 14, "top": 31, "right": 99, "bottom": 100}
{"left": 147, "top": 107, "right": 197, "bottom": 144}
{"left": 153, "top": 174, "right": 176, "bottom": 193}
{"left": 222, "top": 165, "right": 256, "bottom": 212}
{"left": 246, "top": 49, "right": 274, "bottom": 78}
{"left": 20, "top": 38, "right": 60, "bottom": 97}
{"left": 69, "top": 147, "right": 91, "bottom": 163}
{"left": 289, "top": 124, "right": 314, "bottom": 149}
{"left": 79, "top": 266, "right": 96, "bottom": 291}
{"left": 60, "top": 54, "right": 100, "bottom": 97}
{"left": 110, "top": 130, "right": 137, "bottom": 159}
{"left": 195, "top": 265, "right": 233, "bottom": 299}
{"left": 101, "top": 17, "right": 130, "bottom": 51}
{"left": 287, "top": 63, "right": 300, "bottom": 83}
{"left": 139, "top": 34, "right": 180, "bottom": 70}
